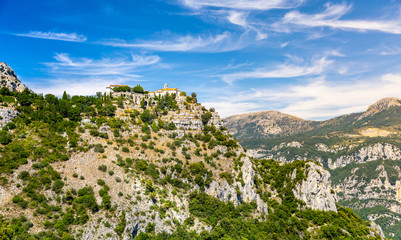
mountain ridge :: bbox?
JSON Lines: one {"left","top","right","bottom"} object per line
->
{"left": 224, "top": 96, "right": 401, "bottom": 140}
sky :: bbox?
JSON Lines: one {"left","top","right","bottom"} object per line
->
{"left": 1, "top": 0, "right": 401, "bottom": 120}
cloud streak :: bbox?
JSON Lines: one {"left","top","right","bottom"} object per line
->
{"left": 181, "top": 0, "right": 305, "bottom": 10}
{"left": 15, "top": 31, "right": 87, "bottom": 42}
{"left": 275, "top": 3, "right": 401, "bottom": 34}
{"left": 102, "top": 32, "right": 242, "bottom": 52}
{"left": 45, "top": 53, "right": 160, "bottom": 76}
{"left": 220, "top": 56, "right": 332, "bottom": 84}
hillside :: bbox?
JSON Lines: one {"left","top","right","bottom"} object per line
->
{"left": 0, "top": 62, "right": 384, "bottom": 239}
{"left": 224, "top": 97, "right": 401, "bottom": 239}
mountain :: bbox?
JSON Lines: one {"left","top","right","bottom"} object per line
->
{"left": 0, "top": 64, "right": 383, "bottom": 239}
{"left": 223, "top": 110, "right": 315, "bottom": 139}
{"left": 0, "top": 62, "right": 30, "bottom": 92}
{"left": 224, "top": 97, "right": 401, "bottom": 239}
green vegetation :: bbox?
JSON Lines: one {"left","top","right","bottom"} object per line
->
{"left": 112, "top": 86, "right": 131, "bottom": 92}
{"left": 132, "top": 84, "right": 144, "bottom": 93}
{"left": 0, "top": 83, "right": 382, "bottom": 239}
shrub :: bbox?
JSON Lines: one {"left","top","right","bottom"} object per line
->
{"left": 98, "top": 165, "right": 107, "bottom": 172}
{"left": 18, "top": 171, "right": 30, "bottom": 181}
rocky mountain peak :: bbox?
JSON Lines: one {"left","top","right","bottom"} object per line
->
{"left": 358, "top": 97, "right": 401, "bottom": 120}
{"left": 0, "top": 62, "right": 30, "bottom": 92}
{"left": 223, "top": 110, "right": 314, "bottom": 139}
{"left": 368, "top": 97, "right": 401, "bottom": 112}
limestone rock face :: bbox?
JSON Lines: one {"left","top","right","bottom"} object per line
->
{"left": 205, "top": 155, "right": 268, "bottom": 215}
{"left": 293, "top": 162, "right": 337, "bottom": 212}
{"left": 0, "top": 62, "right": 30, "bottom": 92}
{"left": 0, "top": 107, "right": 18, "bottom": 127}
{"left": 239, "top": 156, "right": 269, "bottom": 214}
{"left": 205, "top": 180, "right": 239, "bottom": 205}
{"left": 329, "top": 143, "right": 401, "bottom": 169}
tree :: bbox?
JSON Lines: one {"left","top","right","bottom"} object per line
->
{"left": 0, "top": 131, "right": 12, "bottom": 145}
{"left": 140, "top": 110, "right": 155, "bottom": 124}
{"left": 45, "top": 94, "right": 58, "bottom": 105}
{"left": 62, "top": 91, "right": 69, "bottom": 100}
{"left": 132, "top": 85, "right": 144, "bottom": 93}
{"left": 0, "top": 87, "right": 12, "bottom": 96}
{"left": 113, "top": 86, "right": 131, "bottom": 92}
{"left": 201, "top": 112, "right": 212, "bottom": 125}
{"left": 191, "top": 92, "right": 197, "bottom": 98}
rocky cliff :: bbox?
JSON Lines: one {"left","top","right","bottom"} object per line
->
{"left": 293, "top": 162, "right": 337, "bottom": 212}
{"left": 0, "top": 62, "right": 30, "bottom": 92}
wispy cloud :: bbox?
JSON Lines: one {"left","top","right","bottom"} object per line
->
{"left": 219, "top": 56, "right": 332, "bottom": 84}
{"left": 102, "top": 32, "right": 241, "bottom": 52}
{"left": 176, "top": 0, "right": 305, "bottom": 43}
{"left": 205, "top": 73, "right": 401, "bottom": 119}
{"left": 227, "top": 11, "right": 268, "bottom": 40}
{"left": 181, "top": 0, "right": 305, "bottom": 10}
{"left": 274, "top": 3, "right": 401, "bottom": 34}
{"left": 31, "top": 53, "right": 160, "bottom": 96}
{"left": 15, "top": 31, "right": 87, "bottom": 42}
{"left": 45, "top": 53, "right": 160, "bottom": 76}
{"left": 380, "top": 46, "right": 401, "bottom": 56}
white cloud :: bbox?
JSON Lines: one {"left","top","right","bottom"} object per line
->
{"left": 275, "top": 3, "right": 401, "bottom": 34}
{"left": 220, "top": 56, "right": 332, "bottom": 84}
{"left": 31, "top": 53, "right": 160, "bottom": 96}
{"left": 210, "top": 73, "right": 401, "bottom": 119}
{"left": 181, "top": 0, "right": 305, "bottom": 10}
{"left": 102, "top": 32, "right": 241, "bottom": 52}
{"left": 15, "top": 31, "right": 87, "bottom": 42}
{"left": 227, "top": 11, "right": 268, "bottom": 40}
{"left": 45, "top": 53, "right": 160, "bottom": 76}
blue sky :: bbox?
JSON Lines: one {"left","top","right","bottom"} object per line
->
{"left": 1, "top": 0, "right": 401, "bottom": 119}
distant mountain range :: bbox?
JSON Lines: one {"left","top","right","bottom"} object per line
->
{"left": 224, "top": 97, "right": 401, "bottom": 141}
{"left": 224, "top": 97, "right": 401, "bottom": 239}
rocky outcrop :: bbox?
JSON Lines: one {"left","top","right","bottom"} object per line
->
{"left": 328, "top": 143, "right": 401, "bottom": 169}
{"left": 205, "top": 180, "right": 239, "bottom": 205}
{"left": 206, "top": 155, "right": 269, "bottom": 215}
{"left": 370, "top": 222, "right": 386, "bottom": 239}
{"left": 172, "top": 116, "right": 203, "bottom": 130}
{"left": 0, "top": 62, "right": 30, "bottom": 92}
{"left": 239, "top": 156, "right": 269, "bottom": 214}
{"left": 293, "top": 162, "right": 337, "bottom": 212}
{"left": 0, "top": 107, "right": 18, "bottom": 127}
{"left": 273, "top": 141, "right": 303, "bottom": 150}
